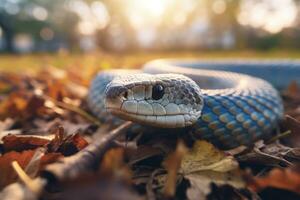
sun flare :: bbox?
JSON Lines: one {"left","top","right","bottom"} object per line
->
{"left": 125, "top": 0, "right": 172, "bottom": 28}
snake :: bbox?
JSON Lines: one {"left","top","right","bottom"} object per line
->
{"left": 87, "top": 59, "right": 300, "bottom": 149}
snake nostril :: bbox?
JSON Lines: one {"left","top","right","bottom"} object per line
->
{"left": 123, "top": 91, "right": 128, "bottom": 99}
{"left": 106, "top": 85, "right": 127, "bottom": 99}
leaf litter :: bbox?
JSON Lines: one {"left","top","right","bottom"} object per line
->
{"left": 0, "top": 67, "right": 300, "bottom": 200}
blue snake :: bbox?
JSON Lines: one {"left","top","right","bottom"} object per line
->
{"left": 87, "top": 59, "right": 300, "bottom": 149}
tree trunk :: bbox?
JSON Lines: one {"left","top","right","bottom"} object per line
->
{"left": 0, "top": 15, "right": 15, "bottom": 53}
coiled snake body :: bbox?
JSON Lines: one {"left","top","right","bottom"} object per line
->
{"left": 88, "top": 59, "right": 300, "bottom": 149}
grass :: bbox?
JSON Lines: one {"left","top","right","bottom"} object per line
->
{"left": 1, "top": 50, "right": 300, "bottom": 73}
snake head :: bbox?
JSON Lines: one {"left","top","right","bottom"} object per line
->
{"left": 105, "top": 73, "right": 204, "bottom": 128}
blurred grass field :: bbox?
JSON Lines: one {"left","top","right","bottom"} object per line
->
{"left": 1, "top": 50, "right": 300, "bottom": 73}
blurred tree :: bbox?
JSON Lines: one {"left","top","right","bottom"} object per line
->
{"left": 0, "top": 12, "right": 14, "bottom": 52}
{"left": 95, "top": 0, "right": 136, "bottom": 51}
{"left": 0, "top": 0, "right": 300, "bottom": 52}
{"left": 0, "top": 0, "right": 80, "bottom": 52}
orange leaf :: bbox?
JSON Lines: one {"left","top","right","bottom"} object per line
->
{"left": 247, "top": 166, "right": 300, "bottom": 194}
{"left": 2, "top": 135, "right": 51, "bottom": 152}
{"left": 72, "top": 134, "right": 89, "bottom": 150}
{"left": 286, "top": 81, "right": 300, "bottom": 97}
{"left": 0, "top": 150, "right": 35, "bottom": 189}
{"left": 0, "top": 150, "right": 63, "bottom": 189}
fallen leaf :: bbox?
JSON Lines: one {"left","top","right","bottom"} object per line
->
{"left": 71, "top": 134, "right": 89, "bottom": 151}
{"left": 246, "top": 165, "right": 300, "bottom": 195}
{"left": 0, "top": 92, "right": 46, "bottom": 120}
{"left": 285, "top": 81, "right": 300, "bottom": 98}
{"left": 181, "top": 141, "right": 244, "bottom": 200}
{"left": 181, "top": 140, "right": 239, "bottom": 174}
{"left": 0, "top": 150, "right": 35, "bottom": 188}
{"left": 0, "top": 80, "right": 13, "bottom": 94}
{"left": 47, "top": 126, "right": 88, "bottom": 156}
{"left": 46, "top": 79, "right": 67, "bottom": 101}
{"left": 2, "top": 135, "right": 51, "bottom": 153}
{"left": 0, "top": 149, "right": 62, "bottom": 189}
{"left": 186, "top": 171, "right": 245, "bottom": 200}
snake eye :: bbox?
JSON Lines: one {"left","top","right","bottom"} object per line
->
{"left": 152, "top": 84, "right": 164, "bottom": 100}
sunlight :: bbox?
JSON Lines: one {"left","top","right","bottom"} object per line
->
{"left": 125, "top": 0, "right": 172, "bottom": 28}
{"left": 69, "top": 0, "right": 110, "bottom": 35}
{"left": 128, "top": 0, "right": 169, "bottom": 18}
{"left": 238, "top": 0, "right": 297, "bottom": 33}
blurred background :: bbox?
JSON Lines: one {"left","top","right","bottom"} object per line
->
{"left": 1, "top": 0, "right": 300, "bottom": 53}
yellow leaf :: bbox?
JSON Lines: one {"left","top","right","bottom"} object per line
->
{"left": 181, "top": 140, "right": 238, "bottom": 174}
{"left": 181, "top": 141, "right": 245, "bottom": 199}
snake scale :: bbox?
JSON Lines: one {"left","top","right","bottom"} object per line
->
{"left": 87, "top": 59, "right": 300, "bottom": 149}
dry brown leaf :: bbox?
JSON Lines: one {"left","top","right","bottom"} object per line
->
{"left": 0, "top": 150, "right": 35, "bottom": 189}
{"left": 186, "top": 171, "right": 245, "bottom": 200}
{"left": 0, "top": 150, "right": 62, "bottom": 189}
{"left": 47, "top": 126, "right": 88, "bottom": 156}
{"left": 286, "top": 81, "right": 300, "bottom": 98}
{"left": 0, "top": 92, "right": 46, "bottom": 120}
{"left": 2, "top": 135, "right": 51, "bottom": 152}
{"left": 46, "top": 80, "right": 66, "bottom": 101}
{"left": 0, "top": 79, "right": 13, "bottom": 94}
{"left": 247, "top": 165, "right": 300, "bottom": 194}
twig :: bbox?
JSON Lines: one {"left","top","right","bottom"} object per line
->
{"left": 267, "top": 130, "right": 291, "bottom": 144}
{"left": 163, "top": 140, "right": 187, "bottom": 198}
{"left": 146, "top": 169, "right": 166, "bottom": 200}
{"left": 43, "top": 95, "right": 102, "bottom": 126}
{"left": 11, "top": 161, "right": 45, "bottom": 194}
{"left": 41, "top": 122, "right": 133, "bottom": 184}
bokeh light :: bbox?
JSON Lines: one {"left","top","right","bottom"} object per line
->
{"left": 69, "top": 0, "right": 110, "bottom": 35}
{"left": 1, "top": 0, "right": 300, "bottom": 52}
{"left": 40, "top": 27, "right": 54, "bottom": 41}
{"left": 212, "top": 0, "right": 226, "bottom": 15}
{"left": 13, "top": 34, "right": 34, "bottom": 53}
{"left": 238, "top": 0, "right": 297, "bottom": 33}
{"left": 32, "top": 6, "right": 48, "bottom": 21}
{"left": 4, "top": 2, "right": 20, "bottom": 15}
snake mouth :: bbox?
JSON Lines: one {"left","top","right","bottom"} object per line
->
{"left": 107, "top": 107, "right": 193, "bottom": 128}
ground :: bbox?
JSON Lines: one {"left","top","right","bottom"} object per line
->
{"left": 2, "top": 50, "right": 300, "bottom": 72}
{"left": 0, "top": 51, "right": 300, "bottom": 200}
